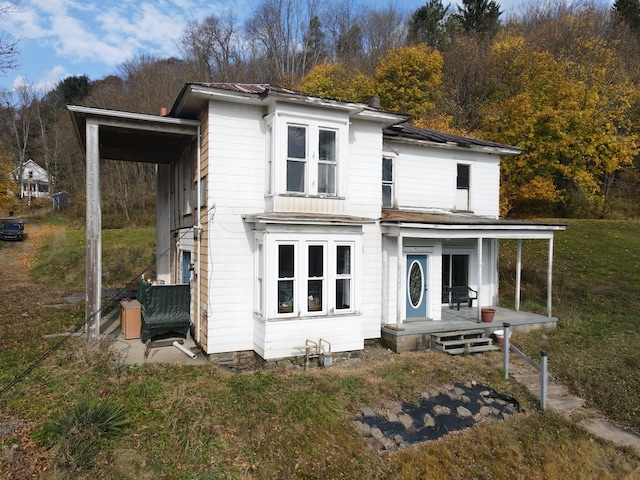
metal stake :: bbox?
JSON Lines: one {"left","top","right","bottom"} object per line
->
{"left": 540, "top": 351, "right": 548, "bottom": 410}
{"left": 503, "top": 322, "right": 511, "bottom": 380}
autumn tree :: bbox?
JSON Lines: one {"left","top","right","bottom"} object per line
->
{"left": 375, "top": 44, "right": 444, "bottom": 120}
{"left": 407, "top": 0, "right": 451, "bottom": 49}
{"left": 478, "top": 31, "right": 639, "bottom": 217}
{"left": 298, "top": 62, "right": 376, "bottom": 102}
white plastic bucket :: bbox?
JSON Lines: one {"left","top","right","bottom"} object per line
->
{"left": 493, "top": 329, "right": 512, "bottom": 345}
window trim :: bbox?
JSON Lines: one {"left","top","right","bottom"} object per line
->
{"left": 267, "top": 237, "right": 356, "bottom": 319}
{"left": 276, "top": 114, "right": 346, "bottom": 198}
{"left": 382, "top": 155, "right": 395, "bottom": 208}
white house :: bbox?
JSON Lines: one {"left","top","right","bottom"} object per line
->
{"left": 68, "top": 83, "right": 566, "bottom": 366}
{"left": 17, "top": 159, "right": 50, "bottom": 200}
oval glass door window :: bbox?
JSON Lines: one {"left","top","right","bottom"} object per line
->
{"left": 408, "top": 260, "right": 424, "bottom": 307}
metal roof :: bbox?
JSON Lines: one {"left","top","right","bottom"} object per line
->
{"left": 381, "top": 210, "right": 566, "bottom": 231}
{"left": 383, "top": 124, "right": 521, "bottom": 154}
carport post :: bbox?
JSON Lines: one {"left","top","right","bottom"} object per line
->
{"left": 85, "top": 120, "right": 102, "bottom": 343}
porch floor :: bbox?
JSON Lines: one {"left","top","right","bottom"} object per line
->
{"left": 381, "top": 306, "right": 557, "bottom": 353}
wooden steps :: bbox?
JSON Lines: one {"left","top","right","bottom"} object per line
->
{"left": 431, "top": 329, "right": 499, "bottom": 355}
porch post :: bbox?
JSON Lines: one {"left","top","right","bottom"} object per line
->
{"left": 85, "top": 120, "right": 102, "bottom": 343}
{"left": 515, "top": 239, "right": 522, "bottom": 311}
{"left": 547, "top": 238, "right": 554, "bottom": 317}
{"left": 477, "top": 236, "right": 483, "bottom": 323}
{"left": 396, "top": 232, "right": 403, "bottom": 328}
{"left": 156, "top": 164, "right": 171, "bottom": 283}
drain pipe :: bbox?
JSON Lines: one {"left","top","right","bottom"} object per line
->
{"left": 174, "top": 341, "right": 197, "bottom": 359}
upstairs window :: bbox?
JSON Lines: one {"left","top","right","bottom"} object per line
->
{"left": 455, "top": 163, "right": 470, "bottom": 211}
{"left": 318, "top": 129, "right": 336, "bottom": 195}
{"left": 282, "top": 120, "right": 342, "bottom": 197}
{"left": 382, "top": 157, "right": 394, "bottom": 208}
{"left": 287, "top": 126, "right": 306, "bottom": 193}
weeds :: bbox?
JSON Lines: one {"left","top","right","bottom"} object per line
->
{"left": 39, "top": 398, "right": 129, "bottom": 472}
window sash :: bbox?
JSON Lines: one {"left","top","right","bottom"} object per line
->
{"left": 457, "top": 164, "right": 470, "bottom": 189}
{"left": 382, "top": 157, "right": 393, "bottom": 207}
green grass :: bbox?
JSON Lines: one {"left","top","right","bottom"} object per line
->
{"left": 30, "top": 226, "right": 156, "bottom": 291}
{"left": 500, "top": 219, "right": 640, "bottom": 432}
{"left": 2, "top": 218, "right": 640, "bottom": 478}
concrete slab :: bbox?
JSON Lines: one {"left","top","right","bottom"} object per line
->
{"left": 110, "top": 334, "right": 209, "bottom": 365}
{"left": 580, "top": 419, "right": 640, "bottom": 453}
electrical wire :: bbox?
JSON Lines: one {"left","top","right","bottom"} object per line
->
{"left": 0, "top": 225, "right": 196, "bottom": 398}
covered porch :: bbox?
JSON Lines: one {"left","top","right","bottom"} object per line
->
{"left": 382, "top": 306, "right": 557, "bottom": 353}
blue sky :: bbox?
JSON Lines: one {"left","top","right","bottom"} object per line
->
{"left": 0, "top": 0, "right": 612, "bottom": 94}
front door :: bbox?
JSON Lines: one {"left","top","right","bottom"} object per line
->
{"left": 406, "top": 255, "right": 428, "bottom": 318}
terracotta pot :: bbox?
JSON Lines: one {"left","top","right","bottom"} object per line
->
{"left": 481, "top": 308, "right": 496, "bottom": 323}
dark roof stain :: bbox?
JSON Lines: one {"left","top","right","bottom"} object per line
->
{"left": 383, "top": 124, "right": 521, "bottom": 153}
{"left": 381, "top": 210, "right": 566, "bottom": 229}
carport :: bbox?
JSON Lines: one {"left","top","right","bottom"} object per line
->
{"left": 68, "top": 105, "right": 199, "bottom": 342}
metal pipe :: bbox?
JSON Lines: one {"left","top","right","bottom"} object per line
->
{"left": 540, "top": 351, "right": 548, "bottom": 410}
{"left": 173, "top": 341, "right": 197, "bottom": 359}
{"left": 503, "top": 322, "right": 510, "bottom": 380}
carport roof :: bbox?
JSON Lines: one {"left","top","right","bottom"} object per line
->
{"left": 68, "top": 105, "right": 200, "bottom": 164}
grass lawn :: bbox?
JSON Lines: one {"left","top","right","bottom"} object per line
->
{"left": 1, "top": 218, "right": 639, "bottom": 478}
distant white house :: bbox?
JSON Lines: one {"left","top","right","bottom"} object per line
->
{"left": 18, "top": 159, "right": 50, "bottom": 200}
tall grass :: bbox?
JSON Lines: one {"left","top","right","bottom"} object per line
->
{"left": 500, "top": 219, "right": 640, "bottom": 433}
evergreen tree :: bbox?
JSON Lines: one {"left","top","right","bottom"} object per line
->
{"left": 614, "top": 0, "right": 640, "bottom": 32}
{"left": 407, "top": 0, "right": 451, "bottom": 48}
{"left": 451, "top": 0, "right": 502, "bottom": 36}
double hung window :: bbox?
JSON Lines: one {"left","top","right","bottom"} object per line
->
{"left": 274, "top": 240, "right": 354, "bottom": 317}
{"left": 285, "top": 123, "right": 339, "bottom": 196}
{"left": 456, "top": 163, "right": 470, "bottom": 211}
{"left": 382, "top": 157, "right": 394, "bottom": 208}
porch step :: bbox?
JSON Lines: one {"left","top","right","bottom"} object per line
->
{"left": 431, "top": 329, "right": 500, "bottom": 355}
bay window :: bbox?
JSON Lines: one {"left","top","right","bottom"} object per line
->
{"left": 272, "top": 239, "right": 355, "bottom": 317}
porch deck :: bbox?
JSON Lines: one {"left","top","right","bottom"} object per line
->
{"left": 381, "top": 306, "right": 557, "bottom": 353}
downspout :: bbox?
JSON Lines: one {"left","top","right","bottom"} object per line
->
{"left": 196, "top": 125, "right": 201, "bottom": 344}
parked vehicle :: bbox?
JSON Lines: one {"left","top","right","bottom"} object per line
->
{"left": 0, "top": 219, "right": 24, "bottom": 241}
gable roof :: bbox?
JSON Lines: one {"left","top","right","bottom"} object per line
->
{"left": 170, "top": 82, "right": 406, "bottom": 126}
{"left": 383, "top": 124, "right": 521, "bottom": 155}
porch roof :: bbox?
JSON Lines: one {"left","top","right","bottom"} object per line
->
{"left": 381, "top": 210, "right": 566, "bottom": 238}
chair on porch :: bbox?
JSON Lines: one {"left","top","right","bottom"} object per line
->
{"left": 446, "top": 286, "right": 477, "bottom": 310}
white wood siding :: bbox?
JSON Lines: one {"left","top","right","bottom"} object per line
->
{"left": 347, "top": 119, "right": 384, "bottom": 218}
{"left": 205, "top": 100, "right": 267, "bottom": 354}
{"left": 388, "top": 142, "right": 500, "bottom": 217}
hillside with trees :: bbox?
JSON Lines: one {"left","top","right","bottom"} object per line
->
{"left": 1, "top": 0, "right": 639, "bottom": 220}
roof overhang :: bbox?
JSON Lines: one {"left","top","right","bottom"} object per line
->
{"left": 381, "top": 210, "right": 567, "bottom": 239}
{"left": 244, "top": 212, "right": 377, "bottom": 227}
{"left": 171, "top": 83, "right": 406, "bottom": 127}
{"left": 68, "top": 105, "right": 200, "bottom": 164}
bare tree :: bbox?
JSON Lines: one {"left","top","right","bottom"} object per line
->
{"left": 179, "top": 11, "right": 246, "bottom": 82}
{"left": 245, "top": 0, "right": 326, "bottom": 85}
{"left": 360, "top": 5, "right": 407, "bottom": 73}
{"left": 0, "top": 84, "right": 37, "bottom": 192}
{"left": 0, "top": 0, "right": 21, "bottom": 73}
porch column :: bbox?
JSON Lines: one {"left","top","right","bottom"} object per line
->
{"left": 396, "top": 233, "right": 403, "bottom": 328}
{"left": 515, "top": 239, "right": 522, "bottom": 311}
{"left": 85, "top": 120, "right": 101, "bottom": 343}
{"left": 156, "top": 164, "right": 171, "bottom": 283}
{"left": 477, "top": 236, "right": 483, "bottom": 323}
{"left": 547, "top": 238, "right": 554, "bottom": 317}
